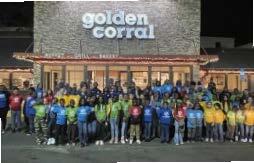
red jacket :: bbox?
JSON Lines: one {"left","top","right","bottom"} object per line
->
{"left": 9, "top": 95, "right": 23, "bottom": 111}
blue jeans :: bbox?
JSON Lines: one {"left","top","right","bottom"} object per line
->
{"left": 28, "top": 116, "right": 35, "bottom": 134}
{"left": 235, "top": 123, "right": 244, "bottom": 139}
{"left": 144, "top": 122, "right": 152, "bottom": 140}
{"left": 78, "top": 121, "right": 88, "bottom": 144}
{"left": 214, "top": 123, "right": 224, "bottom": 141}
{"left": 245, "top": 125, "right": 254, "bottom": 140}
{"left": 121, "top": 121, "right": 127, "bottom": 138}
{"left": 11, "top": 110, "right": 21, "bottom": 130}
{"left": 110, "top": 118, "right": 118, "bottom": 139}
{"left": 160, "top": 124, "right": 169, "bottom": 142}
{"left": 88, "top": 120, "right": 97, "bottom": 136}
{"left": 174, "top": 121, "right": 184, "bottom": 144}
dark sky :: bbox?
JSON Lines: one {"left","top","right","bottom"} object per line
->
{"left": 0, "top": 1, "right": 252, "bottom": 46}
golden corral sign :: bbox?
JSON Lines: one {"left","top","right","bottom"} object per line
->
{"left": 82, "top": 10, "right": 155, "bottom": 39}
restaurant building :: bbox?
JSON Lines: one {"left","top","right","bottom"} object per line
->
{"left": 14, "top": 1, "right": 218, "bottom": 90}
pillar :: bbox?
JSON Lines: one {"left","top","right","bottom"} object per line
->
{"left": 40, "top": 64, "right": 44, "bottom": 88}
{"left": 192, "top": 64, "right": 200, "bottom": 83}
{"left": 225, "top": 74, "right": 228, "bottom": 89}
{"left": 127, "top": 65, "right": 131, "bottom": 85}
{"left": 169, "top": 66, "right": 173, "bottom": 84}
{"left": 84, "top": 65, "right": 88, "bottom": 82}
{"left": 62, "top": 65, "right": 66, "bottom": 83}
{"left": 9, "top": 72, "right": 13, "bottom": 89}
{"left": 148, "top": 66, "right": 152, "bottom": 85}
{"left": 105, "top": 65, "right": 109, "bottom": 87}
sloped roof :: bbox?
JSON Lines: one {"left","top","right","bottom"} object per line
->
{"left": 0, "top": 38, "right": 33, "bottom": 69}
{"left": 202, "top": 48, "right": 254, "bottom": 69}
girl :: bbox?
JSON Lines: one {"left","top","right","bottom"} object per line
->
{"left": 243, "top": 104, "right": 254, "bottom": 143}
{"left": 120, "top": 94, "right": 131, "bottom": 144}
{"left": 143, "top": 99, "right": 154, "bottom": 142}
{"left": 173, "top": 101, "right": 186, "bottom": 145}
{"left": 47, "top": 97, "right": 59, "bottom": 145}
{"left": 94, "top": 96, "right": 108, "bottom": 146}
{"left": 235, "top": 104, "right": 245, "bottom": 142}
{"left": 107, "top": 96, "right": 121, "bottom": 144}
{"left": 186, "top": 103, "right": 196, "bottom": 142}
{"left": 66, "top": 99, "right": 78, "bottom": 146}
{"left": 53, "top": 98, "right": 67, "bottom": 146}
{"left": 77, "top": 98, "right": 91, "bottom": 147}
{"left": 129, "top": 99, "right": 142, "bottom": 144}
{"left": 193, "top": 102, "right": 203, "bottom": 141}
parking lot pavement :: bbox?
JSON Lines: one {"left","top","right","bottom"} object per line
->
{"left": 2, "top": 132, "right": 254, "bottom": 163}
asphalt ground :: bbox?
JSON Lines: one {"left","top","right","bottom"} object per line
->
{"left": 2, "top": 131, "right": 254, "bottom": 163}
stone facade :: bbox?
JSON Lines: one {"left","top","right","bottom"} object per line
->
{"left": 34, "top": 0, "right": 200, "bottom": 56}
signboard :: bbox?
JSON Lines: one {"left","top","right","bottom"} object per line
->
{"left": 82, "top": 10, "right": 155, "bottom": 39}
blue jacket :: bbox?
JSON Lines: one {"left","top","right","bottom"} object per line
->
{"left": 159, "top": 107, "right": 173, "bottom": 125}
{"left": 77, "top": 105, "right": 92, "bottom": 122}
{"left": 186, "top": 108, "right": 196, "bottom": 128}
{"left": 25, "top": 96, "right": 36, "bottom": 117}
{"left": 143, "top": 105, "right": 154, "bottom": 123}
{"left": 53, "top": 105, "right": 67, "bottom": 125}
{"left": 0, "top": 91, "right": 8, "bottom": 109}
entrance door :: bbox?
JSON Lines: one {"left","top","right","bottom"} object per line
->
{"left": 52, "top": 71, "right": 61, "bottom": 90}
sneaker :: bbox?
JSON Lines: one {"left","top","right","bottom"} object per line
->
{"left": 1, "top": 130, "right": 5, "bottom": 135}
{"left": 51, "top": 138, "right": 55, "bottom": 145}
{"left": 26, "top": 132, "right": 31, "bottom": 136}
{"left": 180, "top": 142, "right": 184, "bottom": 145}
{"left": 175, "top": 143, "right": 179, "bottom": 146}
{"left": 72, "top": 143, "right": 75, "bottom": 146}
{"left": 129, "top": 139, "right": 133, "bottom": 144}
{"left": 125, "top": 138, "right": 129, "bottom": 142}
{"left": 121, "top": 139, "right": 125, "bottom": 144}
{"left": 243, "top": 138, "right": 248, "bottom": 143}
{"left": 114, "top": 138, "right": 118, "bottom": 144}
{"left": 210, "top": 138, "right": 213, "bottom": 143}
{"left": 230, "top": 140, "right": 233, "bottom": 143}
{"left": 66, "top": 143, "right": 70, "bottom": 146}
{"left": 249, "top": 139, "right": 253, "bottom": 143}
{"left": 100, "top": 140, "right": 104, "bottom": 146}
{"left": 205, "top": 138, "right": 209, "bottom": 142}
{"left": 109, "top": 138, "right": 114, "bottom": 144}
{"left": 241, "top": 138, "right": 245, "bottom": 142}
{"left": 47, "top": 138, "right": 51, "bottom": 145}
{"left": 235, "top": 136, "right": 239, "bottom": 141}
{"left": 95, "top": 141, "right": 100, "bottom": 146}
{"left": 136, "top": 140, "right": 141, "bottom": 144}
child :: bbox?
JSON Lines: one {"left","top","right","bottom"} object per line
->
{"left": 129, "top": 99, "right": 142, "bottom": 144}
{"left": 243, "top": 105, "right": 254, "bottom": 143}
{"left": 120, "top": 94, "right": 131, "bottom": 144}
{"left": 213, "top": 103, "right": 225, "bottom": 142}
{"left": 186, "top": 103, "right": 196, "bottom": 142}
{"left": 66, "top": 99, "right": 78, "bottom": 146}
{"left": 143, "top": 99, "right": 154, "bottom": 142}
{"left": 77, "top": 98, "right": 91, "bottom": 147}
{"left": 53, "top": 98, "right": 67, "bottom": 145}
{"left": 200, "top": 101, "right": 215, "bottom": 143}
{"left": 34, "top": 100, "right": 47, "bottom": 145}
{"left": 226, "top": 105, "right": 236, "bottom": 142}
{"left": 193, "top": 102, "right": 203, "bottom": 141}
{"left": 107, "top": 96, "right": 121, "bottom": 144}
{"left": 25, "top": 89, "right": 37, "bottom": 136}
{"left": 173, "top": 102, "right": 186, "bottom": 145}
{"left": 235, "top": 104, "right": 245, "bottom": 142}
{"left": 9, "top": 87, "right": 23, "bottom": 132}
{"left": 159, "top": 101, "right": 173, "bottom": 144}
{"left": 94, "top": 96, "right": 107, "bottom": 146}
{"left": 47, "top": 97, "right": 59, "bottom": 145}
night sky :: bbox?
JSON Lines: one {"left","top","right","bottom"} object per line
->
{"left": 0, "top": 1, "right": 252, "bottom": 46}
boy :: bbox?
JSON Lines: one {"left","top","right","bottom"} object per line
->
{"left": 244, "top": 105, "right": 254, "bottom": 143}
{"left": 235, "top": 104, "right": 245, "bottom": 142}
{"left": 53, "top": 98, "right": 67, "bottom": 145}
{"left": 66, "top": 99, "right": 78, "bottom": 146}
{"left": 143, "top": 99, "right": 154, "bottom": 142}
{"left": 186, "top": 103, "right": 196, "bottom": 142}
{"left": 34, "top": 100, "right": 47, "bottom": 144}
{"left": 159, "top": 101, "right": 173, "bottom": 144}
{"left": 47, "top": 97, "right": 59, "bottom": 145}
{"left": 200, "top": 101, "right": 215, "bottom": 143}
{"left": 193, "top": 102, "right": 203, "bottom": 141}
{"left": 214, "top": 103, "right": 225, "bottom": 142}
{"left": 173, "top": 101, "right": 186, "bottom": 145}
{"left": 120, "top": 94, "right": 131, "bottom": 144}
{"left": 25, "top": 89, "right": 37, "bottom": 136}
{"left": 129, "top": 99, "right": 142, "bottom": 144}
{"left": 9, "top": 87, "right": 23, "bottom": 132}
{"left": 227, "top": 105, "right": 236, "bottom": 142}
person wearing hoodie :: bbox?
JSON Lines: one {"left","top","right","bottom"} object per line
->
{"left": 159, "top": 101, "right": 173, "bottom": 144}
{"left": 143, "top": 99, "right": 154, "bottom": 142}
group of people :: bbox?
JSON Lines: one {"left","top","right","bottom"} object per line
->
{"left": 0, "top": 78, "right": 254, "bottom": 147}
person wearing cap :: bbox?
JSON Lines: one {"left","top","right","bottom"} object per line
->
{"left": 200, "top": 100, "right": 215, "bottom": 143}
{"left": 213, "top": 102, "right": 225, "bottom": 142}
{"left": 226, "top": 105, "right": 237, "bottom": 142}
